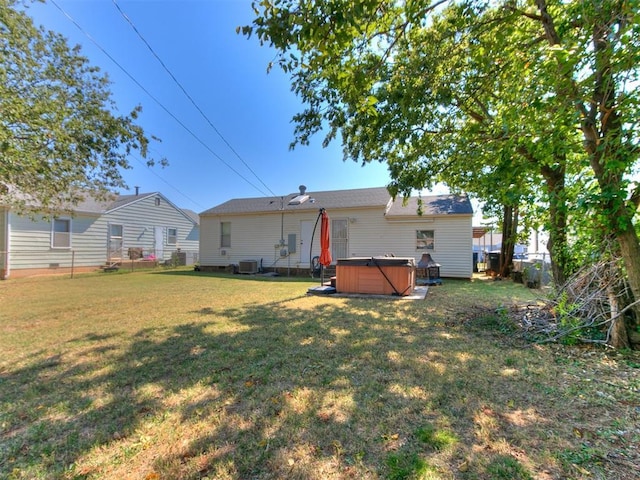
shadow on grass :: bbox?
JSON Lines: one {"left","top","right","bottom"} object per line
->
{"left": 151, "top": 268, "right": 315, "bottom": 284}
{"left": 0, "top": 288, "right": 569, "bottom": 479}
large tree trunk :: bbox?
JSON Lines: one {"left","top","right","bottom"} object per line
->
{"left": 499, "top": 205, "right": 517, "bottom": 278}
{"left": 615, "top": 226, "right": 640, "bottom": 347}
{"left": 541, "top": 162, "right": 568, "bottom": 286}
{"left": 535, "top": 0, "right": 637, "bottom": 347}
{"left": 607, "top": 279, "right": 630, "bottom": 349}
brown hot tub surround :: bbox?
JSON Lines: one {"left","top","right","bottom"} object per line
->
{"left": 335, "top": 257, "right": 416, "bottom": 296}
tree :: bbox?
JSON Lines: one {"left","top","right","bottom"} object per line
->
{"left": 243, "top": 1, "right": 583, "bottom": 285}
{"left": 0, "top": 0, "right": 161, "bottom": 213}
{"left": 244, "top": 0, "right": 640, "bottom": 347}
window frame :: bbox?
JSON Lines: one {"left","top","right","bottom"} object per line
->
{"left": 220, "top": 222, "right": 231, "bottom": 248}
{"left": 416, "top": 229, "right": 435, "bottom": 251}
{"left": 51, "top": 217, "right": 72, "bottom": 249}
{"left": 110, "top": 223, "right": 123, "bottom": 239}
{"left": 167, "top": 227, "right": 178, "bottom": 245}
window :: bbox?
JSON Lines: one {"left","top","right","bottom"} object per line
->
{"left": 220, "top": 222, "right": 231, "bottom": 248}
{"left": 416, "top": 230, "right": 434, "bottom": 250}
{"left": 52, "top": 218, "right": 71, "bottom": 248}
{"left": 167, "top": 227, "right": 177, "bottom": 245}
{"left": 110, "top": 224, "right": 123, "bottom": 238}
{"left": 332, "top": 219, "right": 348, "bottom": 261}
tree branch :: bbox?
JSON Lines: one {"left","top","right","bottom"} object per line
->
{"left": 505, "top": 5, "right": 543, "bottom": 22}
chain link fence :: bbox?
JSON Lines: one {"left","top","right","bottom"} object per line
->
{"left": 1, "top": 248, "right": 199, "bottom": 279}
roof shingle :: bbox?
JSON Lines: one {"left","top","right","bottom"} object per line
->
{"left": 200, "top": 187, "right": 393, "bottom": 215}
{"left": 201, "top": 187, "right": 473, "bottom": 217}
{"left": 386, "top": 194, "right": 473, "bottom": 216}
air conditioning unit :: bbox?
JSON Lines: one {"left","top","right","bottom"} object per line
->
{"left": 238, "top": 260, "right": 258, "bottom": 274}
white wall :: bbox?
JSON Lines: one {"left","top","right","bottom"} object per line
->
{"left": 105, "top": 194, "right": 199, "bottom": 261}
{"left": 7, "top": 211, "right": 105, "bottom": 270}
{"left": 5, "top": 193, "right": 200, "bottom": 275}
{"left": 200, "top": 207, "right": 473, "bottom": 278}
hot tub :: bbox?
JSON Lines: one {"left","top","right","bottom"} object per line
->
{"left": 336, "top": 257, "right": 416, "bottom": 296}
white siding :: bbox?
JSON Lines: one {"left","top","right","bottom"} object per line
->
{"left": 200, "top": 207, "right": 473, "bottom": 278}
{"left": 0, "top": 208, "right": 8, "bottom": 276}
{"left": 199, "top": 210, "right": 324, "bottom": 269}
{"left": 5, "top": 193, "right": 200, "bottom": 275}
{"left": 8, "top": 212, "right": 105, "bottom": 269}
{"left": 104, "top": 194, "right": 199, "bottom": 262}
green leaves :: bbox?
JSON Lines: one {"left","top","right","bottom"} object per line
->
{"left": 244, "top": 0, "right": 640, "bottom": 288}
{"left": 0, "top": 0, "right": 160, "bottom": 214}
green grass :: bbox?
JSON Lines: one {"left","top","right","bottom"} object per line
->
{"left": 0, "top": 270, "right": 638, "bottom": 479}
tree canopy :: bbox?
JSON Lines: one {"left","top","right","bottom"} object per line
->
{"left": 244, "top": 0, "right": 640, "bottom": 347}
{"left": 0, "top": 0, "right": 161, "bottom": 213}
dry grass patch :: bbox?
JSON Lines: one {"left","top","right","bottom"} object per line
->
{"left": 0, "top": 270, "right": 638, "bottom": 479}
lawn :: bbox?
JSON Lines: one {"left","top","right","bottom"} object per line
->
{"left": 0, "top": 270, "right": 638, "bottom": 480}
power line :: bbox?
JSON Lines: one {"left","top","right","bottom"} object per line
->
{"left": 131, "top": 152, "right": 206, "bottom": 211}
{"left": 48, "top": 0, "right": 270, "bottom": 198}
{"left": 111, "top": 0, "right": 278, "bottom": 198}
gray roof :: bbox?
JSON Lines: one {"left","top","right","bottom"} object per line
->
{"left": 201, "top": 187, "right": 472, "bottom": 217}
{"left": 200, "top": 186, "right": 393, "bottom": 215}
{"left": 106, "top": 192, "right": 157, "bottom": 211}
{"left": 181, "top": 208, "right": 200, "bottom": 225}
{"left": 2, "top": 188, "right": 197, "bottom": 223}
{"left": 67, "top": 195, "right": 115, "bottom": 214}
{"left": 386, "top": 194, "right": 473, "bottom": 216}
{"left": 1, "top": 187, "right": 116, "bottom": 214}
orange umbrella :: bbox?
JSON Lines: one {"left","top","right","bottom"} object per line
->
{"left": 319, "top": 209, "right": 332, "bottom": 267}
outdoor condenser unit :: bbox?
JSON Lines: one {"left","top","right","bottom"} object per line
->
{"left": 238, "top": 260, "right": 258, "bottom": 274}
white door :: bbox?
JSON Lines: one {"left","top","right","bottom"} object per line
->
{"left": 300, "top": 220, "right": 315, "bottom": 265}
{"left": 154, "top": 226, "right": 164, "bottom": 260}
{"left": 108, "top": 224, "right": 123, "bottom": 261}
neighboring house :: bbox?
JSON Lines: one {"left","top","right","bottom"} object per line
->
{"left": 472, "top": 230, "right": 550, "bottom": 260}
{"left": 473, "top": 231, "right": 528, "bottom": 257}
{"left": 0, "top": 191, "right": 199, "bottom": 279}
{"left": 199, "top": 186, "right": 474, "bottom": 278}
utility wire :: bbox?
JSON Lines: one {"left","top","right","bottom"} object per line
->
{"left": 111, "top": 0, "right": 277, "bottom": 197}
{"left": 49, "top": 0, "right": 270, "bottom": 198}
{"left": 131, "top": 152, "right": 206, "bottom": 211}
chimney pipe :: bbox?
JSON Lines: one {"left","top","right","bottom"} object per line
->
{"left": 135, "top": 186, "right": 140, "bottom": 196}
{"left": 299, "top": 185, "right": 307, "bottom": 195}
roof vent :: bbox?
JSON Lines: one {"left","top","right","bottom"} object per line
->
{"left": 287, "top": 185, "right": 310, "bottom": 205}
{"left": 288, "top": 194, "right": 309, "bottom": 205}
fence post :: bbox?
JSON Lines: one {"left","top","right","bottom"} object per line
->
{"left": 71, "top": 250, "right": 75, "bottom": 279}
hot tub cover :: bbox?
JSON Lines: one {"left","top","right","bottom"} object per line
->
{"left": 336, "top": 257, "right": 416, "bottom": 267}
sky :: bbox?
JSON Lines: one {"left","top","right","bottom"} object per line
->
{"left": 23, "top": 0, "right": 419, "bottom": 214}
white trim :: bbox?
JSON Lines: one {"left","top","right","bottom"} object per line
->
{"left": 51, "top": 217, "right": 72, "bottom": 249}
{"left": 167, "top": 227, "right": 178, "bottom": 245}
{"left": 416, "top": 229, "right": 435, "bottom": 251}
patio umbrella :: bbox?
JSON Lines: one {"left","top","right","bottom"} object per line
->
{"left": 319, "top": 208, "right": 332, "bottom": 269}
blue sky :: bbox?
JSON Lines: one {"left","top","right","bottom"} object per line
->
{"left": 25, "top": 0, "right": 411, "bottom": 213}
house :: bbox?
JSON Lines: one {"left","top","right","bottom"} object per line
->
{"left": 199, "top": 186, "right": 474, "bottom": 278}
{"left": 0, "top": 191, "right": 199, "bottom": 279}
